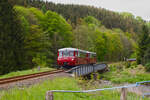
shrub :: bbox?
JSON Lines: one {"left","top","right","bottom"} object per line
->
{"left": 145, "top": 62, "right": 150, "bottom": 71}
{"left": 125, "top": 62, "right": 131, "bottom": 68}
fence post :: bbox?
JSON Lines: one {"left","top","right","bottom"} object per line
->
{"left": 120, "top": 88, "right": 127, "bottom": 100}
{"left": 45, "top": 91, "right": 53, "bottom": 100}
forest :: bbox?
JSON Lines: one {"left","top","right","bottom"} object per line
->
{"left": 0, "top": 0, "right": 150, "bottom": 74}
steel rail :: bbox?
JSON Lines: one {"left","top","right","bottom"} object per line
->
{"left": 0, "top": 69, "right": 64, "bottom": 85}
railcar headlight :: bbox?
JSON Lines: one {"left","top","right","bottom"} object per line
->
{"left": 71, "top": 58, "right": 74, "bottom": 61}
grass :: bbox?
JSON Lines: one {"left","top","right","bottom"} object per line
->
{"left": 0, "top": 67, "right": 54, "bottom": 79}
{"left": 100, "top": 62, "right": 150, "bottom": 84}
{"left": 0, "top": 77, "right": 149, "bottom": 100}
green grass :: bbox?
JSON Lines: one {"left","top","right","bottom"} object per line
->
{"left": 0, "top": 77, "right": 149, "bottom": 100}
{"left": 100, "top": 62, "right": 150, "bottom": 84}
{"left": 0, "top": 67, "right": 54, "bottom": 79}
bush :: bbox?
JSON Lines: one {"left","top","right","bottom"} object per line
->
{"left": 125, "top": 62, "right": 131, "bottom": 68}
{"left": 130, "top": 62, "right": 137, "bottom": 68}
{"left": 145, "top": 62, "right": 150, "bottom": 71}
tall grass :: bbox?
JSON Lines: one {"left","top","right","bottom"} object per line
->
{"left": 0, "top": 77, "right": 149, "bottom": 100}
{"left": 100, "top": 62, "right": 150, "bottom": 83}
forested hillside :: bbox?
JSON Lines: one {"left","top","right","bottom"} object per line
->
{"left": 27, "top": 1, "right": 145, "bottom": 35}
{"left": 0, "top": 0, "right": 150, "bottom": 74}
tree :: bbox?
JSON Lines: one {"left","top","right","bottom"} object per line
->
{"left": 0, "top": 0, "right": 26, "bottom": 74}
{"left": 94, "top": 31, "right": 107, "bottom": 61}
{"left": 137, "top": 25, "right": 150, "bottom": 65}
{"left": 17, "top": 7, "right": 51, "bottom": 67}
{"left": 73, "top": 25, "right": 95, "bottom": 51}
{"left": 37, "top": 11, "right": 73, "bottom": 64}
{"left": 41, "top": 5, "right": 47, "bottom": 13}
{"left": 28, "top": 0, "right": 145, "bottom": 35}
{"left": 83, "top": 16, "right": 101, "bottom": 27}
{"left": 24, "top": 25, "right": 51, "bottom": 67}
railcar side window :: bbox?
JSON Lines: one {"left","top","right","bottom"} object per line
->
{"left": 78, "top": 52, "right": 80, "bottom": 57}
{"left": 80, "top": 52, "right": 86, "bottom": 58}
{"left": 90, "top": 54, "right": 95, "bottom": 58}
{"left": 75, "top": 51, "right": 78, "bottom": 56}
{"left": 70, "top": 51, "right": 74, "bottom": 56}
{"left": 90, "top": 54, "right": 96, "bottom": 58}
{"left": 90, "top": 54, "right": 92, "bottom": 58}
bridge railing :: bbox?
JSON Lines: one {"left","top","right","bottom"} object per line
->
{"left": 45, "top": 81, "right": 150, "bottom": 100}
{"left": 66, "top": 63, "right": 107, "bottom": 76}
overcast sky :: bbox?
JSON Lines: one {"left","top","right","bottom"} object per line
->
{"left": 47, "top": 0, "right": 150, "bottom": 21}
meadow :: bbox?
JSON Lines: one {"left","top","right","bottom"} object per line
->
{"left": 100, "top": 62, "right": 150, "bottom": 84}
{"left": 0, "top": 77, "right": 149, "bottom": 100}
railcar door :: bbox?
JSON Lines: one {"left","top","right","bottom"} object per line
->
{"left": 86, "top": 53, "right": 90, "bottom": 64}
{"left": 74, "top": 51, "right": 78, "bottom": 65}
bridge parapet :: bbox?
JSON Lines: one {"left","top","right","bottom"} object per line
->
{"left": 66, "top": 63, "right": 107, "bottom": 76}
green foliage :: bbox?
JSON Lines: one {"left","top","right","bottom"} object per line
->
{"left": 94, "top": 31, "right": 107, "bottom": 61}
{"left": 101, "top": 63, "right": 150, "bottom": 83}
{"left": 73, "top": 16, "right": 134, "bottom": 62}
{"left": 83, "top": 16, "right": 101, "bottom": 27}
{"left": 15, "top": 6, "right": 39, "bottom": 25}
{"left": 94, "top": 31, "right": 123, "bottom": 61}
{"left": 0, "top": 77, "right": 147, "bottom": 100}
{"left": 130, "top": 52, "right": 137, "bottom": 58}
{"left": 73, "top": 25, "right": 95, "bottom": 51}
{"left": 28, "top": 1, "right": 145, "bottom": 35}
{"left": 0, "top": 0, "right": 27, "bottom": 74}
{"left": 38, "top": 10, "right": 73, "bottom": 64}
{"left": 32, "top": 54, "right": 47, "bottom": 67}
{"left": 120, "top": 12, "right": 134, "bottom": 19}
{"left": 143, "top": 47, "right": 150, "bottom": 66}
{"left": 41, "top": 5, "right": 47, "bottom": 13}
{"left": 21, "top": 16, "right": 30, "bottom": 34}
{"left": 29, "top": 7, "right": 45, "bottom": 21}
{"left": 25, "top": 25, "right": 51, "bottom": 67}
{"left": 145, "top": 63, "right": 150, "bottom": 72}
{"left": 137, "top": 25, "right": 150, "bottom": 65}
{"left": 15, "top": 6, "right": 52, "bottom": 67}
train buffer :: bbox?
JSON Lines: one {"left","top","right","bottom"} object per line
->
{"left": 66, "top": 63, "right": 108, "bottom": 77}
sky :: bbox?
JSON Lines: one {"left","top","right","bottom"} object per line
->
{"left": 46, "top": 0, "right": 150, "bottom": 21}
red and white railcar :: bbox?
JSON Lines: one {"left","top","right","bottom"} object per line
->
{"left": 57, "top": 48, "right": 96, "bottom": 68}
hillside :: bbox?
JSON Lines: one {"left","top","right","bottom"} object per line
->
{"left": 27, "top": 1, "right": 145, "bottom": 35}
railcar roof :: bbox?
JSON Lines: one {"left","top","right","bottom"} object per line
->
{"left": 58, "top": 48, "right": 96, "bottom": 54}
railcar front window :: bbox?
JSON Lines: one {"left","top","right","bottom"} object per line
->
{"left": 63, "top": 50, "right": 69, "bottom": 57}
{"left": 59, "top": 51, "right": 63, "bottom": 57}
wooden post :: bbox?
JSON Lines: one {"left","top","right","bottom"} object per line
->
{"left": 46, "top": 91, "right": 53, "bottom": 100}
{"left": 120, "top": 88, "right": 127, "bottom": 100}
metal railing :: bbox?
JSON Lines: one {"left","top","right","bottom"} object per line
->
{"left": 66, "top": 63, "right": 107, "bottom": 76}
{"left": 45, "top": 81, "right": 150, "bottom": 100}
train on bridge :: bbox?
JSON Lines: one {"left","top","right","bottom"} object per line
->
{"left": 57, "top": 48, "right": 97, "bottom": 68}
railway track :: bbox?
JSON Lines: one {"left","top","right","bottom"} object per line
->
{"left": 0, "top": 69, "right": 64, "bottom": 85}
{"left": 0, "top": 63, "right": 108, "bottom": 85}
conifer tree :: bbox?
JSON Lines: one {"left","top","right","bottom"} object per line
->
{"left": 41, "top": 5, "right": 47, "bottom": 13}
{"left": 137, "top": 25, "right": 149, "bottom": 65}
{"left": 0, "top": 0, "right": 26, "bottom": 74}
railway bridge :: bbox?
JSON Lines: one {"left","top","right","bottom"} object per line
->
{"left": 66, "top": 63, "right": 108, "bottom": 77}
